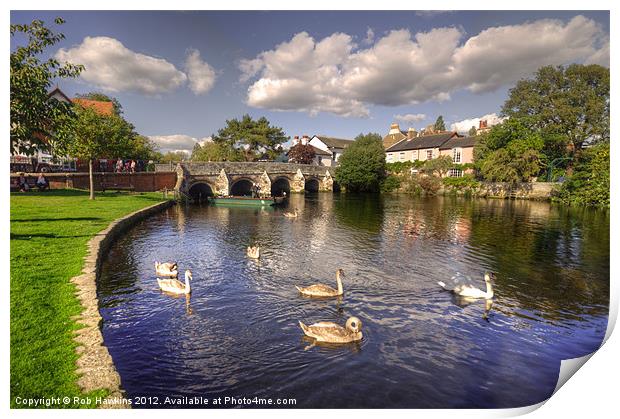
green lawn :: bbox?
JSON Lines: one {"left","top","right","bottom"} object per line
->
{"left": 10, "top": 189, "right": 167, "bottom": 408}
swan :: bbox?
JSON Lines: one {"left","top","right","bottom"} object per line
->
{"left": 296, "top": 268, "right": 344, "bottom": 297}
{"left": 247, "top": 245, "right": 260, "bottom": 259}
{"left": 158, "top": 270, "right": 192, "bottom": 295}
{"left": 299, "top": 316, "right": 363, "bottom": 344}
{"left": 283, "top": 208, "right": 298, "bottom": 218}
{"left": 155, "top": 261, "right": 178, "bottom": 277}
{"left": 438, "top": 272, "right": 495, "bottom": 299}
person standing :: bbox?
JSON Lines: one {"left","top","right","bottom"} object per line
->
{"left": 130, "top": 160, "right": 136, "bottom": 173}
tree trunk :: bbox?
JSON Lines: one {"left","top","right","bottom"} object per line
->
{"left": 89, "top": 159, "right": 95, "bottom": 200}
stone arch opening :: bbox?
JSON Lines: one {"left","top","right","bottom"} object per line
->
{"left": 271, "top": 177, "right": 291, "bottom": 197}
{"left": 305, "top": 178, "right": 320, "bottom": 193}
{"left": 188, "top": 182, "right": 213, "bottom": 202}
{"left": 230, "top": 178, "right": 254, "bottom": 196}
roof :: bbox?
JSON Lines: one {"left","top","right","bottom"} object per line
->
{"left": 313, "top": 136, "right": 354, "bottom": 149}
{"left": 439, "top": 136, "right": 478, "bottom": 150}
{"left": 386, "top": 132, "right": 459, "bottom": 152}
{"left": 47, "top": 86, "right": 72, "bottom": 103}
{"left": 383, "top": 132, "right": 407, "bottom": 149}
{"left": 311, "top": 145, "right": 332, "bottom": 156}
{"left": 72, "top": 98, "right": 115, "bottom": 116}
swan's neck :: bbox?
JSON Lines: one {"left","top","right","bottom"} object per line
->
{"left": 336, "top": 273, "right": 343, "bottom": 295}
{"left": 485, "top": 281, "right": 494, "bottom": 299}
{"left": 185, "top": 276, "right": 191, "bottom": 292}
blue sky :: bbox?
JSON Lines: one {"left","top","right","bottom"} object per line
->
{"left": 11, "top": 10, "right": 610, "bottom": 153}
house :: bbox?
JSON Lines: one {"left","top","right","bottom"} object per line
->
{"left": 71, "top": 98, "right": 114, "bottom": 116}
{"left": 289, "top": 135, "right": 332, "bottom": 165}
{"left": 383, "top": 123, "right": 408, "bottom": 149}
{"left": 308, "top": 135, "right": 354, "bottom": 166}
{"left": 385, "top": 129, "right": 478, "bottom": 177}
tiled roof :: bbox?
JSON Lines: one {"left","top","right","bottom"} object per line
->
{"left": 72, "top": 98, "right": 115, "bottom": 116}
{"left": 314, "top": 136, "right": 354, "bottom": 149}
{"left": 386, "top": 132, "right": 459, "bottom": 152}
{"left": 439, "top": 136, "right": 478, "bottom": 150}
{"left": 383, "top": 132, "right": 407, "bottom": 149}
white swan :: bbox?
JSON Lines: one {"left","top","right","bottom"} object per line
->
{"left": 283, "top": 208, "right": 298, "bottom": 218}
{"left": 247, "top": 245, "right": 260, "bottom": 259}
{"left": 296, "top": 269, "right": 344, "bottom": 297}
{"left": 155, "top": 261, "right": 178, "bottom": 277}
{"left": 158, "top": 270, "right": 192, "bottom": 295}
{"left": 438, "top": 272, "right": 495, "bottom": 299}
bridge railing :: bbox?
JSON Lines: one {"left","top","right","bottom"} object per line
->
{"left": 156, "top": 161, "right": 331, "bottom": 176}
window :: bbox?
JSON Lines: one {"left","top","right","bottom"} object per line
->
{"left": 399, "top": 152, "right": 405, "bottom": 161}
{"left": 426, "top": 149, "right": 433, "bottom": 160}
{"left": 452, "top": 148, "right": 462, "bottom": 163}
{"left": 449, "top": 169, "right": 463, "bottom": 177}
{"left": 387, "top": 154, "right": 393, "bottom": 162}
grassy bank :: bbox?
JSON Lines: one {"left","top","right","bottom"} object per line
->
{"left": 10, "top": 189, "right": 167, "bottom": 408}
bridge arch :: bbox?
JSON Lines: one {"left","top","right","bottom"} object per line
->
{"left": 271, "top": 176, "right": 291, "bottom": 197}
{"left": 188, "top": 182, "right": 214, "bottom": 202}
{"left": 305, "top": 177, "right": 320, "bottom": 193}
{"left": 230, "top": 178, "right": 255, "bottom": 196}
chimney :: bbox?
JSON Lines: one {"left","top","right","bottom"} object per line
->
{"left": 292, "top": 135, "right": 300, "bottom": 146}
{"left": 479, "top": 120, "right": 488, "bottom": 129}
{"left": 407, "top": 127, "right": 417, "bottom": 139}
{"left": 301, "top": 135, "right": 309, "bottom": 145}
{"left": 389, "top": 123, "right": 401, "bottom": 135}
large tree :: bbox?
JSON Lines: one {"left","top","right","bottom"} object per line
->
{"left": 55, "top": 106, "right": 135, "bottom": 199}
{"left": 211, "top": 114, "right": 288, "bottom": 161}
{"left": 287, "top": 143, "right": 316, "bottom": 164}
{"left": 334, "top": 133, "right": 386, "bottom": 192}
{"left": 502, "top": 64, "right": 609, "bottom": 156}
{"left": 10, "top": 18, "right": 83, "bottom": 155}
{"left": 191, "top": 141, "right": 243, "bottom": 162}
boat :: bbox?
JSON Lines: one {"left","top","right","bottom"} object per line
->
{"left": 208, "top": 196, "right": 276, "bottom": 206}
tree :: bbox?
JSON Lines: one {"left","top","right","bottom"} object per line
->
{"left": 126, "top": 135, "right": 161, "bottom": 161}
{"left": 502, "top": 64, "right": 609, "bottom": 157}
{"left": 10, "top": 18, "right": 83, "bottom": 155}
{"left": 160, "top": 151, "right": 189, "bottom": 163}
{"left": 212, "top": 114, "right": 288, "bottom": 161}
{"left": 74, "top": 92, "right": 123, "bottom": 115}
{"left": 334, "top": 133, "right": 386, "bottom": 192}
{"left": 468, "top": 126, "right": 477, "bottom": 136}
{"left": 287, "top": 143, "right": 316, "bottom": 164}
{"left": 434, "top": 115, "right": 446, "bottom": 132}
{"left": 556, "top": 142, "right": 609, "bottom": 207}
{"left": 55, "top": 106, "right": 135, "bottom": 199}
{"left": 191, "top": 141, "right": 243, "bottom": 162}
{"left": 423, "top": 155, "right": 453, "bottom": 177}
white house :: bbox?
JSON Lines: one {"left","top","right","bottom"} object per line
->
{"left": 308, "top": 135, "right": 354, "bottom": 166}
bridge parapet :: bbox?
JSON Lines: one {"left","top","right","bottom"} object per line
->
{"left": 156, "top": 161, "right": 329, "bottom": 177}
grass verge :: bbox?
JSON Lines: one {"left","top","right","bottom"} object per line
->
{"left": 10, "top": 189, "right": 167, "bottom": 408}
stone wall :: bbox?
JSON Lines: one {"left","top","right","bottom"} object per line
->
{"left": 10, "top": 172, "right": 177, "bottom": 192}
{"left": 440, "top": 181, "right": 561, "bottom": 200}
{"left": 156, "top": 161, "right": 328, "bottom": 177}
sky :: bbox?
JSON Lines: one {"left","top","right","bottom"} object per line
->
{"left": 10, "top": 10, "right": 610, "bottom": 154}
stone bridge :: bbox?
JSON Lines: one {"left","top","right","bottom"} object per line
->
{"left": 156, "top": 162, "right": 337, "bottom": 201}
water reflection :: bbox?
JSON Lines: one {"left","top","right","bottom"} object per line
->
{"left": 98, "top": 194, "right": 608, "bottom": 408}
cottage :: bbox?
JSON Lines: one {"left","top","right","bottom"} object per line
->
{"left": 438, "top": 136, "right": 477, "bottom": 177}
{"left": 383, "top": 123, "right": 408, "bottom": 149}
{"left": 308, "top": 135, "right": 354, "bottom": 166}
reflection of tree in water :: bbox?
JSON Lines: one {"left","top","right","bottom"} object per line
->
{"left": 333, "top": 194, "right": 384, "bottom": 234}
{"left": 466, "top": 199, "right": 609, "bottom": 322}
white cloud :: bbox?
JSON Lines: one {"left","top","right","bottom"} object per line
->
{"left": 239, "top": 15, "right": 609, "bottom": 117}
{"left": 149, "top": 134, "right": 212, "bottom": 154}
{"left": 450, "top": 113, "right": 506, "bottom": 133}
{"left": 185, "top": 48, "right": 217, "bottom": 95}
{"left": 363, "top": 27, "right": 375, "bottom": 45}
{"left": 55, "top": 36, "right": 187, "bottom": 95}
{"left": 394, "top": 113, "right": 427, "bottom": 123}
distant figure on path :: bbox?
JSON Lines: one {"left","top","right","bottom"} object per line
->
{"left": 115, "top": 159, "right": 123, "bottom": 173}
{"left": 130, "top": 160, "right": 136, "bottom": 173}
{"left": 18, "top": 173, "right": 29, "bottom": 192}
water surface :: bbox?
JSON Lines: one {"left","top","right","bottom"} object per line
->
{"left": 98, "top": 194, "right": 609, "bottom": 408}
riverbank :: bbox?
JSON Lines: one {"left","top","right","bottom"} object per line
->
{"left": 10, "top": 190, "right": 168, "bottom": 408}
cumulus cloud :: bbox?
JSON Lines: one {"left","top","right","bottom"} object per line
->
{"left": 185, "top": 48, "right": 217, "bottom": 95}
{"left": 55, "top": 36, "right": 187, "bottom": 95}
{"left": 450, "top": 113, "right": 506, "bottom": 133}
{"left": 394, "top": 113, "right": 427, "bottom": 123}
{"left": 239, "top": 15, "right": 609, "bottom": 117}
{"left": 149, "top": 134, "right": 212, "bottom": 154}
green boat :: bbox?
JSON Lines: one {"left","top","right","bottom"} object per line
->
{"left": 208, "top": 196, "right": 277, "bottom": 206}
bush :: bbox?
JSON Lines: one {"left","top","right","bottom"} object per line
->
{"left": 380, "top": 175, "right": 401, "bottom": 192}
{"left": 418, "top": 175, "right": 441, "bottom": 195}
{"left": 335, "top": 133, "right": 386, "bottom": 192}
{"left": 442, "top": 174, "right": 480, "bottom": 190}
{"left": 555, "top": 142, "right": 609, "bottom": 208}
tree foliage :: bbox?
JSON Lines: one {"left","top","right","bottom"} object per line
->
{"left": 556, "top": 142, "right": 609, "bottom": 207}
{"left": 161, "top": 151, "right": 190, "bottom": 163}
{"left": 10, "top": 17, "right": 83, "bottom": 155}
{"left": 468, "top": 126, "right": 477, "bottom": 136}
{"left": 126, "top": 135, "right": 161, "bottom": 161}
{"left": 212, "top": 114, "right": 288, "bottom": 161}
{"left": 287, "top": 143, "right": 316, "bottom": 164}
{"left": 191, "top": 141, "right": 243, "bottom": 162}
{"left": 502, "top": 64, "right": 609, "bottom": 153}
{"left": 434, "top": 115, "right": 446, "bottom": 131}
{"left": 335, "top": 133, "right": 386, "bottom": 192}
{"left": 423, "top": 155, "right": 453, "bottom": 177}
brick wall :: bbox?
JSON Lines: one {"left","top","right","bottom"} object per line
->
{"left": 10, "top": 172, "right": 177, "bottom": 192}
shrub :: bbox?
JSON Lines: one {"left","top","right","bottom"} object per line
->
{"left": 380, "top": 175, "right": 401, "bottom": 193}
